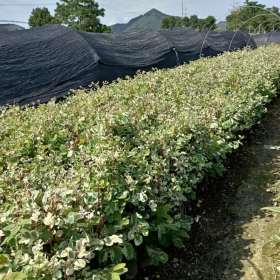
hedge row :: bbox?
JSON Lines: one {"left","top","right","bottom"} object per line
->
{"left": 1, "top": 46, "right": 280, "bottom": 280}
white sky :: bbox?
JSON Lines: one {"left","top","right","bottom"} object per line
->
{"left": 0, "top": 0, "right": 279, "bottom": 27}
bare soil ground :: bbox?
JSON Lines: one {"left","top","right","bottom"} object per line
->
{"left": 137, "top": 98, "right": 280, "bottom": 280}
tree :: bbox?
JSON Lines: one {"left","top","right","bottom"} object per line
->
{"left": 55, "top": 0, "right": 110, "bottom": 32}
{"left": 201, "top": 16, "right": 217, "bottom": 30}
{"left": 28, "top": 7, "right": 55, "bottom": 28}
{"left": 161, "top": 16, "right": 178, "bottom": 29}
{"left": 161, "top": 15, "right": 217, "bottom": 31}
{"left": 181, "top": 16, "right": 190, "bottom": 27}
{"left": 226, "top": 0, "right": 280, "bottom": 33}
{"left": 189, "top": 15, "right": 200, "bottom": 29}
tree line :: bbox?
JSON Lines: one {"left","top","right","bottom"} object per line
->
{"left": 226, "top": 0, "right": 280, "bottom": 33}
{"left": 28, "top": 0, "right": 110, "bottom": 32}
{"left": 161, "top": 15, "right": 216, "bottom": 31}
{"left": 28, "top": 0, "right": 280, "bottom": 34}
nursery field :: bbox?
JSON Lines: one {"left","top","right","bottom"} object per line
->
{"left": 1, "top": 45, "right": 280, "bottom": 280}
{"left": 138, "top": 97, "right": 280, "bottom": 280}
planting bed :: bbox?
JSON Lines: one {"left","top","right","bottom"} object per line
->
{"left": 1, "top": 46, "right": 280, "bottom": 279}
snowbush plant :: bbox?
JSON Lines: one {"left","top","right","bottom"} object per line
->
{"left": 1, "top": 45, "right": 280, "bottom": 279}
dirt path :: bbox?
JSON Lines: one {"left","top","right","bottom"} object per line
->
{"left": 138, "top": 98, "right": 280, "bottom": 280}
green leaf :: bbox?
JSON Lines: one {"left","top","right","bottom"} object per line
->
{"left": 111, "top": 273, "right": 120, "bottom": 280}
{"left": 155, "top": 204, "right": 172, "bottom": 223}
{"left": 112, "top": 263, "right": 128, "bottom": 274}
{"left": 4, "top": 272, "right": 26, "bottom": 280}
{"left": 110, "top": 247, "right": 123, "bottom": 263}
{"left": 98, "top": 250, "right": 108, "bottom": 264}
{"left": 134, "top": 234, "right": 143, "bottom": 246}
{"left": 146, "top": 247, "right": 169, "bottom": 266}
{"left": 0, "top": 255, "right": 9, "bottom": 269}
{"left": 262, "top": 207, "right": 280, "bottom": 214}
{"left": 172, "top": 237, "right": 184, "bottom": 248}
{"left": 65, "top": 212, "right": 76, "bottom": 225}
{"left": 121, "top": 243, "right": 135, "bottom": 261}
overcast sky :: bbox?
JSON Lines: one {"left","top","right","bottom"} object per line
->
{"left": 0, "top": 0, "right": 279, "bottom": 27}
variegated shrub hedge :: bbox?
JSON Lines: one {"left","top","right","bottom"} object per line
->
{"left": 1, "top": 46, "right": 280, "bottom": 280}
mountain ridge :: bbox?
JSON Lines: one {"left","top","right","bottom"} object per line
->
{"left": 111, "top": 8, "right": 170, "bottom": 33}
{"left": 111, "top": 9, "right": 227, "bottom": 33}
